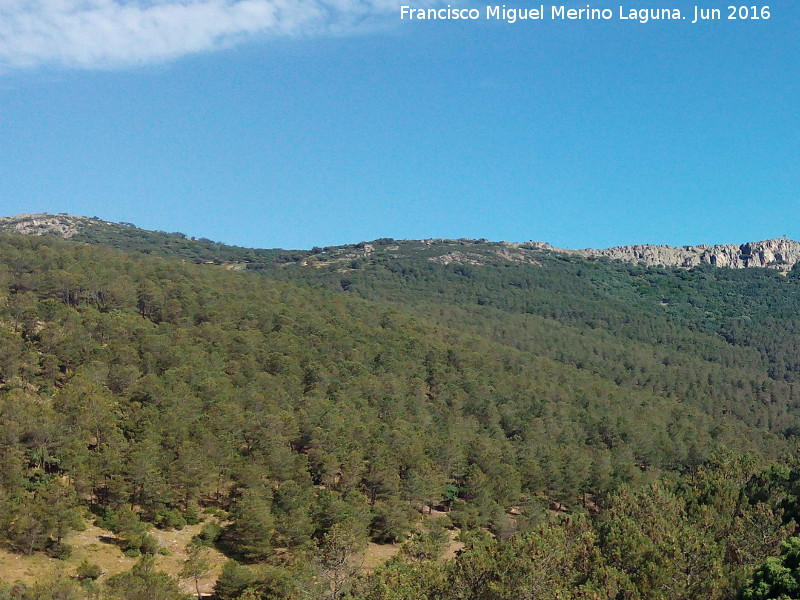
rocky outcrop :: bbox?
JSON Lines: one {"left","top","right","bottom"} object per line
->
{"left": 429, "top": 251, "right": 490, "bottom": 266}
{"left": 570, "top": 238, "right": 800, "bottom": 271}
{"left": 1, "top": 213, "right": 797, "bottom": 272}
{"left": 0, "top": 213, "right": 109, "bottom": 238}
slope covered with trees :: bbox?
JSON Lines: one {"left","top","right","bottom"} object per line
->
{"left": 1, "top": 227, "right": 800, "bottom": 598}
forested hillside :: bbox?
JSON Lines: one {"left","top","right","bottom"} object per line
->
{"left": 2, "top": 225, "right": 800, "bottom": 599}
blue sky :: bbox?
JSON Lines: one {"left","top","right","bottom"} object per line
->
{"left": 1, "top": 1, "right": 797, "bottom": 250}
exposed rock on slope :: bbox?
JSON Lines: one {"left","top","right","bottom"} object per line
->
{"left": 571, "top": 238, "right": 800, "bottom": 271}
{"left": 0, "top": 213, "right": 112, "bottom": 238}
{"left": 0, "top": 213, "right": 797, "bottom": 271}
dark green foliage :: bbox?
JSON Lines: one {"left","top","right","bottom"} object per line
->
{"left": 105, "top": 556, "right": 190, "bottom": 600}
{"left": 71, "top": 221, "right": 285, "bottom": 267}
{"left": 400, "top": 520, "right": 448, "bottom": 562}
{"left": 214, "top": 560, "right": 256, "bottom": 600}
{"left": 44, "top": 540, "right": 72, "bottom": 559}
{"left": 223, "top": 489, "right": 275, "bottom": 561}
{"left": 6, "top": 229, "right": 800, "bottom": 596}
{"left": 212, "top": 561, "right": 306, "bottom": 600}
{"left": 350, "top": 460, "right": 800, "bottom": 599}
{"left": 98, "top": 506, "right": 154, "bottom": 554}
{"left": 193, "top": 520, "right": 222, "bottom": 547}
{"left": 76, "top": 559, "right": 103, "bottom": 581}
{"left": 369, "top": 500, "right": 416, "bottom": 543}
{"left": 184, "top": 504, "right": 201, "bottom": 526}
{"left": 300, "top": 523, "right": 369, "bottom": 600}
{"left": 0, "top": 476, "right": 83, "bottom": 556}
{"left": 740, "top": 538, "right": 800, "bottom": 599}
{"left": 154, "top": 508, "right": 187, "bottom": 530}
{"left": 0, "top": 576, "right": 87, "bottom": 600}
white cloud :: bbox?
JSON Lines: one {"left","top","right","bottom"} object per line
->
{"left": 0, "top": 0, "right": 408, "bottom": 69}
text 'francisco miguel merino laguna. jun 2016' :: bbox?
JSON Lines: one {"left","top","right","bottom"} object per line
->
{"left": 399, "top": 5, "right": 772, "bottom": 24}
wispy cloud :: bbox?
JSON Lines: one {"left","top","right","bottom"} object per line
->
{"left": 0, "top": 0, "right": 408, "bottom": 69}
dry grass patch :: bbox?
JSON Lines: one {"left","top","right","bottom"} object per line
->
{"left": 0, "top": 519, "right": 227, "bottom": 596}
{"left": 360, "top": 542, "right": 401, "bottom": 572}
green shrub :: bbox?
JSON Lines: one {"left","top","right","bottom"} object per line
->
{"left": 184, "top": 504, "right": 201, "bottom": 526}
{"left": 45, "top": 540, "right": 72, "bottom": 560}
{"left": 204, "top": 507, "right": 229, "bottom": 519}
{"left": 76, "top": 559, "right": 103, "bottom": 581}
{"left": 140, "top": 534, "right": 161, "bottom": 555}
{"left": 193, "top": 520, "right": 222, "bottom": 547}
{"left": 155, "top": 508, "right": 187, "bottom": 530}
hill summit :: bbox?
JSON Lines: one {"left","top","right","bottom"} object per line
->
{"left": 1, "top": 212, "right": 797, "bottom": 271}
{"left": 0, "top": 213, "right": 114, "bottom": 238}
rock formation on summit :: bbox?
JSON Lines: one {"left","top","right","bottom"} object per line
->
{"left": 571, "top": 238, "right": 800, "bottom": 271}
{"left": 0, "top": 213, "right": 109, "bottom": 239}
{"left": 0, "top": 213, "right": 797, "bottom": 272}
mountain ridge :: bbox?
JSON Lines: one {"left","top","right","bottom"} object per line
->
{"left": 1, "top": 212, "right": 797, "bottom": 271}
{"left": 2, "top": 213, "right": 800, "bottom": 598}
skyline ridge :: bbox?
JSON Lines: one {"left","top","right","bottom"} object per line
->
{"left": 2, "top": 211, "right": 799, "bottom": 271}
{"left": 0, "top": 211, "right": 794, "bottom": 251}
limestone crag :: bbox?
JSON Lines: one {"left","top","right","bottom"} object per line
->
{"left": 572, "top": 238, "right": 800, "bottom": 271}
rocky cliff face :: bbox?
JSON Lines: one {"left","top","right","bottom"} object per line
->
{"left": 569, "top": 238, "right": 800, "bottom": 271}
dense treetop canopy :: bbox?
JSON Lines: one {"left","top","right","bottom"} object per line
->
{"left": 3, "top": 226, "right": 800, "bottom": 598}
